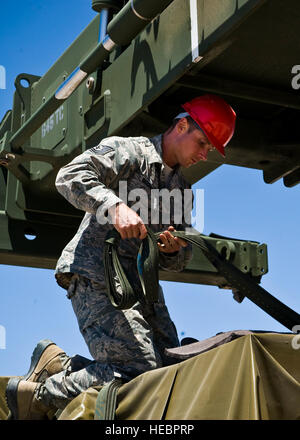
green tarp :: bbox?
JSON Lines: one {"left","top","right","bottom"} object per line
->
{"left": 1, "top": 332, "right": 299, "bottom": 420}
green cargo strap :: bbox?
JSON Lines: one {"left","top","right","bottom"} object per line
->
{"left": 94, "top": 378, "right": 123, "bottom": 420}
{"left": 104, "top": 227, "right": 300, "bottom": 331}
{"left": 104, "top": 227, "right": 159, "bottom": 309}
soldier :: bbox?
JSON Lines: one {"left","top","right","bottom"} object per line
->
{"left": 6, "top": 94, "right": 236, "bottom": 419}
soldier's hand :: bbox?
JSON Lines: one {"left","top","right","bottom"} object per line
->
{"left": 158, "top": 226, "right": 188, "bottom": 253}
{"left": 108, "top": 202, "right": 147, "bottom": 240}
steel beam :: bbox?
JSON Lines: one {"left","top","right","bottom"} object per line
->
{"left": 177, "top": 73, "right": 300, "bottom": 110}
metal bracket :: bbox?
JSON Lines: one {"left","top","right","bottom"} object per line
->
{"left": 83, "top": 89, "right": 112, "bottom": 148}
{"left": 14, "top": 73, "right": 41, "bottom": 112}
{"left": 0, "top": 129, "right": 68, "bottom": 184}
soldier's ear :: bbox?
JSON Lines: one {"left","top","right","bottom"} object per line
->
{"left": 176, "top": 118, "right": 188, "bottom": 134}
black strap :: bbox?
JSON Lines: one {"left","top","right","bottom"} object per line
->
{"left": 172, "top": 231, "right": 300, "bottom": 331}
{"left": 103, "top": 227, "right": 159, "bottom": 309}
{"left": 104, "top": 227, "right": 300, "bottom": 331}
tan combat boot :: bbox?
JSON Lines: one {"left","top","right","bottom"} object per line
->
{"left": 23, "top": 339, "right": 71, "bottom": 383}
{"left": 6, "top": 378, "right": 53, "bottom": 420}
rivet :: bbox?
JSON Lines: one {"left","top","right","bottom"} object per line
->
{"left": 86, "top": 77, "right": 95, "bottom": 92}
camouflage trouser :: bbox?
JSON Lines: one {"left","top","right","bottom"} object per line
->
{"left": 40, "top": 274, "right": 179, "bottom": 410}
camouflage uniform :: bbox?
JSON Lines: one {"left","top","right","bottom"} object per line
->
{"left": 39, "top": 134, "right": 192, "bottom": 410}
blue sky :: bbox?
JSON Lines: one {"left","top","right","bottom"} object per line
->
{"left": 1, "top": 0, "right": 300, "bottom": 376}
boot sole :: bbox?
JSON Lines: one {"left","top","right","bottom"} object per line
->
{"left": 5, "top": 377, "right": 21, "bottom": 420}
{"left": 23, "top": 339, "right": 55, "bottom": 381}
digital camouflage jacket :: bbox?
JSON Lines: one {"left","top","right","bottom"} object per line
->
{"left": 55, "top": 134, "right": 193, "bottom": 291}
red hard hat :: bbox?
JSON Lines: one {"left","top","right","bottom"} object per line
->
{"left": 182, "top": 94, "right": 236, "bottom": 157}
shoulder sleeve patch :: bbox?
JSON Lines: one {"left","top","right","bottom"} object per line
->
{"left": 89, "top": 145, "right": 114, "bottom": 155}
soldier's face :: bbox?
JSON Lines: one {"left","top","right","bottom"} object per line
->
{"left": 176, "top": 125, "right": 214, "bottom": 168}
